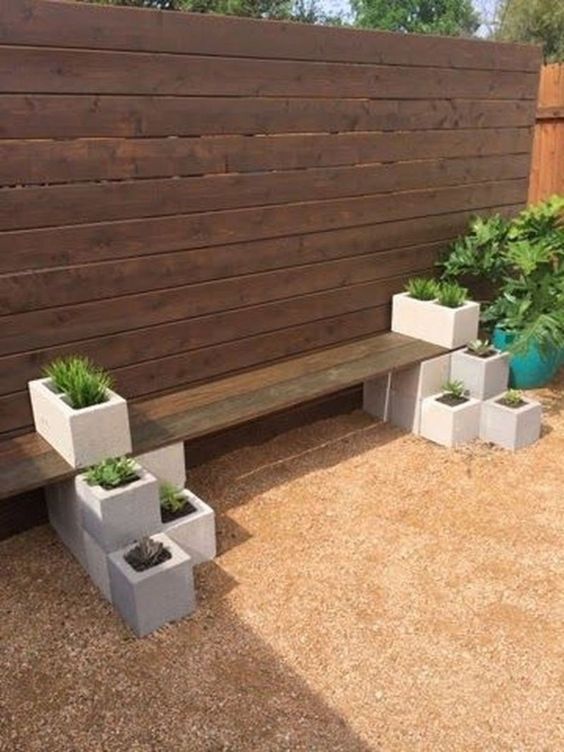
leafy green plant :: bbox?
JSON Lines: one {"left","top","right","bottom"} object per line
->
{"left": 441, "top": 380, "right": 467, "bottom": 400}
{"left": 467, "top": 338, "right": 495, "bottom": 357}
{"left": 159, "top": 483, "right": 187, "bottom": 515}
{"left": 405, "top": 277, "right": 438, "bottom": 300}
{"left": 44, "top": 355, "right": 112, "bottom": 409}
{"left": 439, "top": 214, "right": 511, "bottom": 285}
{"left": 124, "top": 536, "right": 171, "bottom": 572}
{"left": 500, "top": 389, "right": 525, "bottom": 408}
{"left": 436, "top": 281, "right": 467, "bottom": 308}
{"left": 85, "top": 456, "right": 139, "bottom": 490}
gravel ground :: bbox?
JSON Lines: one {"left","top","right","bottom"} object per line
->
{"left": 1, "top": 374, "right": 563, "bottom": 752}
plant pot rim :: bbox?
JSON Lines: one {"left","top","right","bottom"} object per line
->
{"left": 485, "top": 394, "right": 540, "bottom": 413}
{"left": 162, "top": 489, "right": 212, "bottom": 530}
{"left": 459, "top": 347, "right": 505, "bottom": 360}
{"left": 426, "top": 393, "right": 480, "bottom": 411}
{"left": 30, "top": 377, "right": 125, "bottom": 415}
{"left": 111, "top": 533, "right": 190, "bottom": 582}
{"left": 77, "top": 462, "right": 154, "bottom": 499}
{"left": 431, "top": 299, "right": 479, "bottom": 312}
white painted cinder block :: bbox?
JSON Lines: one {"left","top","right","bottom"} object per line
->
{"left": 162, "top": 489, "right": 216, "bottom": 565}
{"left": 136, "top": 443, "right": 186, "bottom": 488}
{"left": 391, "top": 293, "right": 480, "bottom": 349}
{"left": 420, "top": 394, "right": 481, "bottom": 448}
{"left": 77, "top": 464, "right": 162, "bottom": 553}
{"left": 480, "top": 395, "right": 542, "bottom": 450}
{"left": 46, "top": 478, "right": 87, "bottom": 568}
{"left": 83, "top": 530, "right": 112, "bottom": 601}
{"left": 28, "top": 378, "right": 132, "bottom": 469}
{"left": 109, "top": 533, "right": 196, "bottom": 637}
{"left": 450, "top": 348, "right": 510, "bottom": 400}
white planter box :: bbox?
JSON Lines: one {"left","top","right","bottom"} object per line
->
{"left": 480, "top": 395, "right": 542, "bottom": 450}
{"left": 391, "top": 293, "right": 480, "bottom": 349}
{"left": 162, "top": 489, "right": 216, "bottom": 565}
{"left": 420, "top": 393, "right": 481, "bottom": 448}
{"left": 450, "top": 348, "right": 509, "bottom": 400}
{"left": 137, "top": 442, "right": 186, "bottom": 487}
{"left": 108, "top": 533, "right": 196, "bottom": 637}
{"left": 77, "top": 464, "right": 162, "bottom": 553}
{"left": 363, "top": 353, "right": 451, "bottom": 434}
{"left": 46, "top": 478, "right": 87, "bottom": 568}
{"left": 28, "top": 378, "right": 132, "bottom": 468}
{"left": 83, "top": 530, "right": 112, "bottom": 601}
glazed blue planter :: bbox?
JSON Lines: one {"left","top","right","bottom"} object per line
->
{"left": 492, "top": 327, "right": 561, "bottom": 389}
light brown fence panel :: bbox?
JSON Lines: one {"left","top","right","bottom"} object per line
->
{"left": 0, "top": 0, "right": 541, "bottom": 439}
{"left": 529, "top": 64, "right": 564, "bottom": 203}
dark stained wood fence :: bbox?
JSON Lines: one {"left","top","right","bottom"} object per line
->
{"left": 0, "top": 0, "right": 541, "bottom": 441}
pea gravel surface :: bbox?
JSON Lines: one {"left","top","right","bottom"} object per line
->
{"left": 1, "top": 375, "right": 563, "bottom": 752}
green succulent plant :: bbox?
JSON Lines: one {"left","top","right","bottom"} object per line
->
{"left": 441, "top": 380, "right": 467, "bottom": 400}
{"left": 44, "top": 355, "right": 112, "bottom": 410}
{"left": 501, "top": 389, "right": 525, "bottom": 407}
{"left": 436, "top": 281, "right": 468, "bottom": 308}
{"left": 467, "top": 338, "right": 495, "bottom": 357}
{"left": 404, "top": 277, "right": 438, "bottom": 301}
{"left": 159, "top": 483, "right": 187, "bottom": 515}
{"left": 85, "top": 456, "right": 138, "bottom": 490}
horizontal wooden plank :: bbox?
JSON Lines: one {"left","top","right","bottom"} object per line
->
{"left": 0, "top": 246, "right": 440, "bottom": 356}
{"left": 0, "top": 47, "right": 539, "bottom": 100}
{"left": 0, "top": 128, "right": 533, "bottom": 187}
{"left": 0, "top": 96, "right": 537, "bottom": 139}
{"left": 0, "top": 154, "right": 530, "bottom": 231}
{"left": 1, "top": 206, "right": 500, "bottom": 314}
{"left": 0, "top": 1, "right": 541, "bottom": 72}
{"left": 0, "top": 303, "right": 393, "bottom": 435}
{"left": 0, "top": 331, "right": 447, "bottom": 499}
{"left": 0, "top": 179, "right": 529, "bottom": 273}
{"left": 536, "top": 106, "right": 564, "bottom": 120}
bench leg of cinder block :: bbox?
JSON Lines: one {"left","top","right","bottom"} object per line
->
{"left": 363, "top": 373, "right": 392, "bottom": 421}
{"left": 136, "top": 442, "right": 186, "bottom": 488}
{"left": 46, "top": 478, "right": 87, "bottom": 568}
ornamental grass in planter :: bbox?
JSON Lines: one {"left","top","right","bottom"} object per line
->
{"left": 109, "top": 534, "right": 196, "bottom": 637}
{"left": 480, "top": 389, "right": 542, "bottom": 450}
{"left": 392, "top": 278, "right": 479, "bottom": 349}
{"left": 77, "top": 457, "right": 162, "bottom": 554}
{"left": 28, "top": 355, "right": 132, "bottom": 467}
{"left": 450, "top": 339, "right": 509, "bottom": 400}
{"left": 159, "top": 483, "right": 216, "bottom": 565}
{"left": 420, "top": 380, "right": 481, "bottom": 448}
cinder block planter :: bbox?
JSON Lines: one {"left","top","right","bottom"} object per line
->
{"left": 480, "top": 395, "right": 542, "bottom": 450}
{"left": 162, "top": 489, "right": 216, "bottom": 565}
{"left": 420, "top": 393, "right": 481, "bottom": 447}
{"left": 363, "top": 354, "right": 451, "bottom": 434}
{"left": 78, "top": 464, "right": 161, "bottom": 552}
{"left": 391, "top": 293, "right": 480, "bottom": 349}
{"left": 108, "top": 533, "right": 196, "bottom": 637}
{"left": 137, "top": 443, "right": 186, "bottom": 487}
{"left": 450, "top": 348, "right": 509, "bottom": 400}
{"left": 46, "top": 478, "right": 87, "bottom": 567}
{"left": 28, "top": 378, "right": 132, "bottom": 468}
{"left": 83, "top": 530, "right": 112, "bottom": 601}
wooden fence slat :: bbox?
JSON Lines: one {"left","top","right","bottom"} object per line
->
{"left": 529, "top": 64, "right": 564, "bottom": 203}
{"left": 0, "top": 0, "right": 541, "bottom": 71}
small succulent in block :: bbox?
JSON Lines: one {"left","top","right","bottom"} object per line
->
{"left": 85, "top": 456, "right": 139, "bottom": 490}
{"left": 159, "top": 483, "right": 196, "bottom": 523}
{"left": 437, "top": 379, "right": 469, "bottom": 407}
{"left": 436, "top": 281, "right": 468, "bottom": 309}
{"left": 124, "top": 536, "right": 172, "bottom": 572}
{"left": 44, "top": 355, "right": 112, "bottom": 409}
{"left": 405, "top": 277, "right": 438, "bottom": 301}
{"left": 466, "top": 338, "right": 496, "bottom": 358}
{"left": 498, "top": 389, "right": 526, "bottom": 409}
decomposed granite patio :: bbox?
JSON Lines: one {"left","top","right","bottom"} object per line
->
{"left": 1, "top": 373, "right": 563, "bottom": 752}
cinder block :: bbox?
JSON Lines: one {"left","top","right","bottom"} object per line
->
{"left": 83, "top": 530, "right": 112, "bottom": 601}
{"left": 392, "top": 292, "right": 480, "bottom": 349}
{"left": 46, "top": 478, "right": 87, "bottom": 567}
{"left": 420, "top": 394, "right": 481, "bottom": 448}
{"left": 28, "top": 378, "right": 132, "bottom": 468}
{"left": 450, "top": 348, "right": 510, "bottom": 400}
{"left": 163, "top": 489, "right": 216, "bottom": 565}
{"left": 137, "top": 443, "right": 186, "bottom": 487}
{"left": 109, "top": 534, "right": 196, "bottom": 637}
{"left": 480, "top": 395, "right": 542, "bottom": 450}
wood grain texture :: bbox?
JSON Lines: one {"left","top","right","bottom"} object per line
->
{"left": 529, "top": 64, "right": 564, "bottom": 203}
{"left": 0, "top": 0, "right": 539, "bottom": 448}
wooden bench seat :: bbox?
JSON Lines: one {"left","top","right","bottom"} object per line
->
{"left": 0, "top": 332, "right": 446, "bottom": 501}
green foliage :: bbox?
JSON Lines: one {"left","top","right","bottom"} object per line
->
{"left": 351, "top": 0, "right": 480, "bottom": 35}
{"left": 496, "top": 0, "right": 564, "bottom": 62}
{"left": 159, "top": 483, "right": 187, "bottom": 514}
{"left": 501, "top": 388, "right": 525, "bottom": 407}
{"left": 442, "top": 379, "right": 466, "bottom": 399}
{"left": 85, "top": 457, "right": 139, "bottom": 490}
{"left": 439, "top": 214, "right": 511, "bottom": 284}
{"left": 467, "top": 338, "right": 494, "bottom": 356}
{"left": 44, "top": 356, "right": 112, "bottom": 410}
{"left": 436, "top": 281, "right": 467, "bottom": 308}
{"left": 405, "top": 277, "right": 438, "bottom": 300}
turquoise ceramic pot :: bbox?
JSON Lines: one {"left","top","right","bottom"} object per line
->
{"left": 492, "top": 327, "right": 561, "bottom": 389}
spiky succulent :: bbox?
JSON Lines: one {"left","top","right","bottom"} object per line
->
{"left": 85, "top": 457, "right": 138, "bottom": 490}
{"left": 405, "top": 277, "right": 438, "bottom": 301}
{"left": 44, "top": 355, "right": 112, "bottom": 409}
{"left": 124, "top": 536, "right": 171, "bottom": 572}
